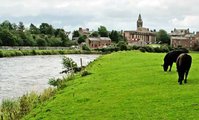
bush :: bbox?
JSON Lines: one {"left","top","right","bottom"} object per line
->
{"left": 58, "top": 50, "right": 68, "bottom": 54}
{"left": 21, "top": 50, "right": 32, "bottom": 56}
{"left": 128, "top": 45, "right": 139, "bottom": 50}
{"left": 1, "top": 99, "right": 19, "bottom": 120}
{"left": 153, "top": 47, "right": 162, "bottom": 53}
{"left": 0, "top": 50, "right": 4, "bottom": 57}
{"left": 132, "top": 45, "right": 140, "bottom": 50}
{"left": 32, "top": 50, "right": 37, "bottom": 55}
{"left": 97, "top": 46, "right": 119, "bottom": 53}
{"left": 15, "top": 51, "right": 23, "bottom": 56}
{"left": 160, "top": 46, "right": 169, "bottom": 53}
{"left": 39, "top": 88, "right": 56, "bottom": 102}
{"left": 117, "top": 41, "right": 128, "bottom": 51}
{"left": 81, "top": 70, "right": 91, "bottom": 77}
{"left": 0, "top": 86, "right": 57, "bottom": 119}
{"left": 62, "top": 56, "right": 77, "bottom": 70}
{"left": 174, "top": 47, "right": 189, "bottom": 53}
{"left": 36, "top": 38, "right": 47, "bottom": 46}
{"left": 142, "top": 46, "right": 154, "bottom": 52}
{"left": 82, "top": 44, "right": 91, "bottom": 51}
{"left": 48, "top": 78, "right": 59, "bottom": 87}
{"left": 139, "top": 47, "right": 146, "bottom": 52}
{"left": 19, "top": 92, "right": 39, "bottom": 117}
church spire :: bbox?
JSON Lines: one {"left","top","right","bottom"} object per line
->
{"left": 137, "top": 14, "right": 143, "bottom": 29}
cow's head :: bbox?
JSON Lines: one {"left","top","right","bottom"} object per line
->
{"left": 162, "top": 64, "right": 168, "bottom": 72}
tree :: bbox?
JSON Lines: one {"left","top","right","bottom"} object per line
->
{"left": 117, "top": 41, "right": 128, "bottom": 51}
{"left": 78, "top": 35, "right": 87, "bottom": 44}
{"left": 54, "top": 29, "right": 64, "bottom": 37}
{"left": 0, "top": 21, "right": 74, "bottom": 47}
{"left": 98, "top": 26, "right": 109, "bottom": 37}
{"left": 47, "top": 37, "right": 62, "bottom": 46}
{"left": 0, "top": 20, "right": 13, "bottom": 30}
{"left": 62, "top": 56, "right": 77, "bottom": 73}
{"left": 82, "top": 44, "right": 91, "bottom": 51}
{"left": 39, "top": 23, "right": 54, "bottom": 35}
{"left": 29, "top": 23, "right": 40, "bottom": 34}
{"left": 90, "top": 31, "right": 99, "bottom": 37}
{"left": 72, "top": 30, "right": 80, "bottom": 38}
{"left": 156, "top": 29, "right": 170, "bottom": 44}
{"left": 36, "top": 38, "right": 47, "bottom": 46}
{"left": 12, "top": 23, "right": 18, "bottom": 30}
{"left": 109, "top": 30, "right": 125, "bottom": 43}
{"left": 54, "top": 28, "right": 70, "bottom": 46}
{"left": 0, "top": 39, "right": 2, "bottom": 45}
{"left": 24, "top": 32, "right": 36, "bottom": 46}
{"left": 18, "top": 22, "right": 25, "bottom": 31}
{"left": 0, "top": 29, "right": 17, "bottom": 46}
{"left": 109, "top": 30, "right": 119, "bottom": 43}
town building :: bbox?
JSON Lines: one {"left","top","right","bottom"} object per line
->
{"left": 86, "top": 37, "right": 111, "bottom": 49}
{"left": 78, "top": 27, "right": 90, "bottom": 36}
{"left": 170, "top": 28, "right": 195, "bottom": 48}
{"left": 124, "top": 14, "right": 156, "bottom": 46}
{"left": 72, "top": 27, "right": 91, "bottom": 40}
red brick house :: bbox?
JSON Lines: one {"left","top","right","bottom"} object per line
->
{"left": 171, "top": 36, "right": 194, "bottom": 48}
{"left": 170, "top": 28, "right": 195, "bottom": 48}
{"left": 86, "top": 37, "right": 111, "bottom": 49}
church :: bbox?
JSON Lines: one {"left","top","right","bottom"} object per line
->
{"left": 124, "top": 14, "right": 156, "bottom": 46}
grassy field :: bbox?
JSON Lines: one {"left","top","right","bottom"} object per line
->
{"left": 24, "top": 51, "right": 199, "bottom": 120}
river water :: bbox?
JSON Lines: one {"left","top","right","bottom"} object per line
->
{"left": 0, "top": 54, "right": 99, "bottom": 101}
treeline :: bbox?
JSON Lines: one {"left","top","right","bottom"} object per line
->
{"left": 0, "top": 20, "right": 76, "bottom": 47}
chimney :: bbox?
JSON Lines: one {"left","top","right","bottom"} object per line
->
{"left": 79, "top": 27, "right": 82, "bottom": 31}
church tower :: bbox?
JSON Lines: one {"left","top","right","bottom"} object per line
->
{"left": 137, "top": 14, "right": 143, "bottom": 29}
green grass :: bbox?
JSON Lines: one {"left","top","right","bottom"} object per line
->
{"left": 23, "top": 51, "right": 199, "bottom": 120}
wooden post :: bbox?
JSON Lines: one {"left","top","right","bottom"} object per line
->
{"left": 80, "top": 58, "right": 83, "bottom": 67}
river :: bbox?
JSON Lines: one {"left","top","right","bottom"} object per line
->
{"left": 0, "top": 54, "right": 99, "bottom": 101}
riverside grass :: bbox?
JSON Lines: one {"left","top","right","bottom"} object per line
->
{"left": 24, "top": 51, "right": 199, "bottom": 120}
{"left": 0, "top": 49, "right": 100, "bottom": 58}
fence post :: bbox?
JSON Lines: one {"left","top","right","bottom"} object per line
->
{"left": 80, "top": 58, "right": 83, "bottom": 67}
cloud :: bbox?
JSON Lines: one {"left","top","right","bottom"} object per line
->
{"left": 170, "top": 15, "right": 199, "bottom": 28}
{"left": 0, "top": 0, "right": 199, "bottom": 32}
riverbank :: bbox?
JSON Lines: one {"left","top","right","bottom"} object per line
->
{"left": 21, "top": 51, "right": 199, "bottom": 119}
{"left": 0, "top": 49, "right": 101, "bottom": 58}
{"left": 0, "top": 54, "right": 99, "bottom": 120}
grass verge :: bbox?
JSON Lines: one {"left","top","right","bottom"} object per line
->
{"left": 19, "top": 51, "right": 199, "bottom": 119}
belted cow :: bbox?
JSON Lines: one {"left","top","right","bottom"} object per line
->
{"left": 163, "top": 50, "right": 187, "bottom": 72}
{"left": 176, "top": 53, "right": 192, "bottom": 85}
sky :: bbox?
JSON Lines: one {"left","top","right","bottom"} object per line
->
{"left": 0, "top": 0, "right": 199, "bottom": 33}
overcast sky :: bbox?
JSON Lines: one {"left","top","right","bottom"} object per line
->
{"left": 0, "top": 0, "right": 199, "bottom": 33}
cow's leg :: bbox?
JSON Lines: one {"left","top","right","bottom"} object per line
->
{"left": 169, "top": 63, "right": 173, "bottom": 71}
{"left": 178, "top": 71, "right": 183, "bottom": 85}
{"left": 178, "top": 78, "right": 183, "bottom": 85}
{"left": 184, "top": 71, "right": 189, "bottom": 84}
